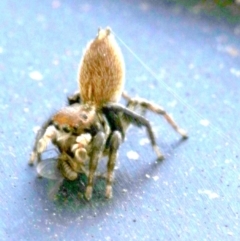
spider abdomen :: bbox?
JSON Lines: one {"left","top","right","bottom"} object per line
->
{"left": 78, "top": 28, "right": 125, "bottom": 107}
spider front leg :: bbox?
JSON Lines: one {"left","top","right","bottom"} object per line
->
{"left": 29, "top": 123, "right": 57, "bottom": 165}
{"left": 30, "top": 91, "right": 81, "bottom": 165}
{"left": 85, "top": 131, "right": 106, "bottom": 200}
{"left": 105, "top": 131, "right": 122, "bottom": 199}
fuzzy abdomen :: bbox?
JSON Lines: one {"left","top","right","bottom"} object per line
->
{"left": 78, "top": 28, "right": 125, "bottom": 107}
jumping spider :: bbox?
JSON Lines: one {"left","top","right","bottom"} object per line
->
{"left": 29, "top": 27, "right": 188, "bottom": 200}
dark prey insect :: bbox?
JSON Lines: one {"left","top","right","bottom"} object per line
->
{"left": 29, "top": 27, "right": 188, "bottom": 200}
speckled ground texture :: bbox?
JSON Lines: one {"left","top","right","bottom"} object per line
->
{"left": 1, "top": 0, "right": 240, "bottom": 240}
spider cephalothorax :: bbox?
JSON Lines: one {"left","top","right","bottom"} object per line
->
{"left": 29, "top": 27, "right": 188, "bottom": 200}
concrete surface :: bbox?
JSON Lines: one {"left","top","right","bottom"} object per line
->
{"left": 0, "top": 0, "right": 240, "bottom": 240}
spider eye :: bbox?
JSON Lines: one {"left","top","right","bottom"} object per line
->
{"left": 62, "top": 126, "right": 71, "bottom": 133}
{"left": 54, "top": 123, "right": 60, "bottom": 130}
{"left": 71, "top": 126, "right": 81, "bottom": 136}
{"left": 80, "top": 113, "right": 88, "bottom": 120}
{"left": 72, "top": 126, "right": 78, "bottom": 132}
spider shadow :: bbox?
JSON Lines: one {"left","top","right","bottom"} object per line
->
{"left": 113, "top": 137, "right": 188, "bottom": 196}
{"left": 53, "top": 136, "right": 187, "bottom": 202}
{"left": 31, "top": 136, "right": 188, "bottom": 224}
{"left": 162, "top": 136, "right": 188, "bottom": 157}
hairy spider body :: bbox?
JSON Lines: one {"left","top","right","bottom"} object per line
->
{"left": 30, "top": 27, "right": 188, "bottom": 200}
{"left": 79, "top": 28, "right": 125, "bottom": 106}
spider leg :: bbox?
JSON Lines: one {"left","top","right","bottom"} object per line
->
{"left": 122, "top": 91, "right": 188, "bottom": 138}
{"left": 29, "top": 118, "right": 54, "bottom": 165}
{"left": 102, "top": 103, "right": 164, "bottom": 160}
{"left": 85, "top": 131, "right": 106, "bottom": 200}
{"left": 105, "top": 131, "right": 122, "bottom": 199}
{"left": 67, "top": 91, "right": 81, "bottom": 105}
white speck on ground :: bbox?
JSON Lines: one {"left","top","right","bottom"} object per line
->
{"left": 23, "top": 107, "right": 29, "bottom": 113}
{"left": 127, "top": 150, "right": 139, "bottom": 160}
{"left": 145, "top": 174, "right": 150, "bottom": 179}
{"left": 29, "top": 71, "right": 43, "bottom": 81}
{"left": 225, "top": 159, "right": 232, "bottom": 164}
{"left": 175, "top": 82, "right": 183, "bottom": 88}
{"left": 152, "top": 176, "right": 159, "bottom": 181}
{"left": 198, "top": 189, "right": 219, "bottom": 199}
{"left": 167, "top": 100, "right": 177, "bottom": 107}
{"left": 33, "top": 126, "right": 41, "bottom": 134}
{"left": 139, "top": 138, "right": 150, "bottom": 146}
{"left": 199, "top": 119, "right": 210, "bottom": 126}
{"left": 230, "top": 68, "right": 240, "bottom": 77}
